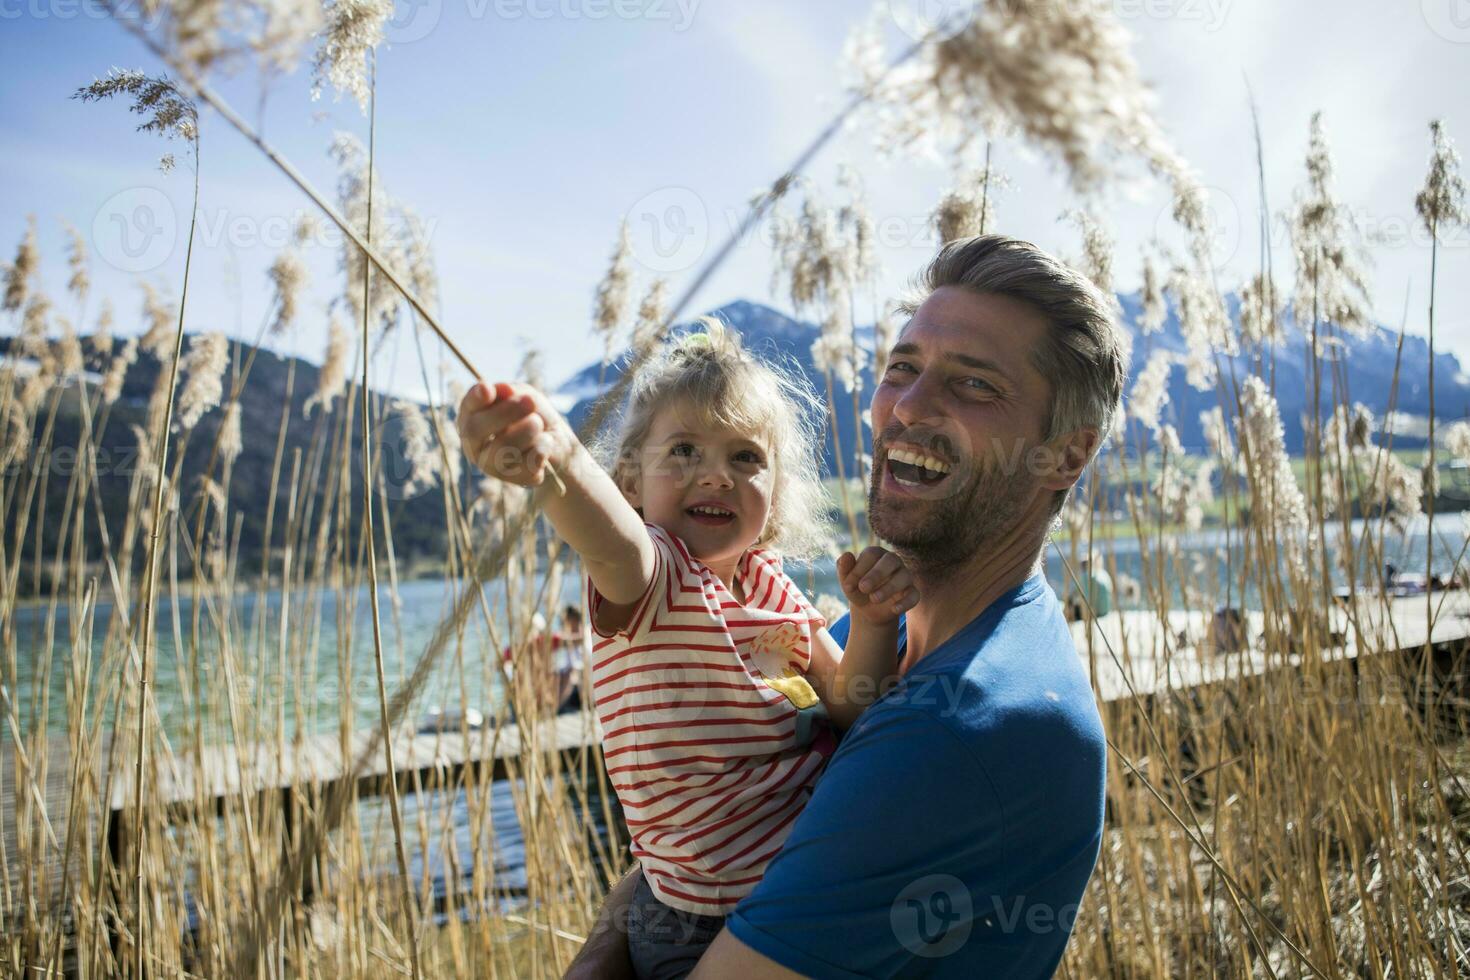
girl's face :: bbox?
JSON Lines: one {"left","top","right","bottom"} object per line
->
{"left": 623, "top": 402, "right": 775, "bottom": 582}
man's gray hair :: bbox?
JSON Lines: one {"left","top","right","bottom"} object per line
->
{"left": 899, "top": 235, "right": 1128, "bottom": 512}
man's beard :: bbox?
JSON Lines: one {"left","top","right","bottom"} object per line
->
{"left": 867, "top": 439, "right": 1035, "bottom": 576}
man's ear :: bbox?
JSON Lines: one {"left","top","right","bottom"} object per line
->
{"left": 1040, "top": 428, "right": 1099, "bottom": 493}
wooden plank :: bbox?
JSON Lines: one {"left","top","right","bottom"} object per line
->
{"left": 1072, "top": 591, "right": 1470, "bottom": 703}
{"left": 105, "top": 710, "right": 600, "bottom": 812}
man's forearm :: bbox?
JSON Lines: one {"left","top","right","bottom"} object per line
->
{"left": 564, "top": 865, "right": 640, "bottom": 980}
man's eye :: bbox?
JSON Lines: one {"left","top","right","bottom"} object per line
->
{"left": 961, "top": 377, "right": 996, "bottom": 393}
{"left": 885, "top": 360, "right": 916, "bottom": 375}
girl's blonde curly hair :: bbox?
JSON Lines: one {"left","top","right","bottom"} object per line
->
{"left": 597, "top": 317, "right": 834, "bottom": 563}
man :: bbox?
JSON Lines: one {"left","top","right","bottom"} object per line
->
{"left": 569, "top": 235, "right": 1124, "bottom": 978}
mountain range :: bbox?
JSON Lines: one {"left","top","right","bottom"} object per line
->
{"left": 559, "top": 296, "right": 1470, "bottom": 471}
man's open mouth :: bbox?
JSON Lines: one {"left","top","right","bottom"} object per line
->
{"left": 685, "top": 503, "right": 736, "bottom": 526}
{"left": 885, "top": 446, "right": 953, "bottom": 487}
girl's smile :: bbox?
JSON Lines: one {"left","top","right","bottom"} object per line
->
{"left": 623, "top": 403, "right": 775, "bottom": 588}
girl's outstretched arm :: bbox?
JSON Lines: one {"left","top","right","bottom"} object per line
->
{"left": 458, "top": 381, "right": 654, "bottom": 621}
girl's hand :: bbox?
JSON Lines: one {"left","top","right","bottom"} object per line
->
{"left": 457, "top": 381, "right": 578, "bottom": 488}
{"left": 837, "top": 546, "right": 919, "bottom": 626}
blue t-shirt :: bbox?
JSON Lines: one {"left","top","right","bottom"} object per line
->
{"left": 725, "top": 574, "right": 1105, "bottom": 979}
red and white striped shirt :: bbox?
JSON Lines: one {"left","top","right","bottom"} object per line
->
{"left": 587, "top": 523, "right": 835, "bottom": 915}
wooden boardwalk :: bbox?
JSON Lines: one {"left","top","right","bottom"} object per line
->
{"left": 1071, "top": 590, "right": 1470, "bottom": 703}
{"left": 5, "top": 590, "right": 1470, "bottom": 940}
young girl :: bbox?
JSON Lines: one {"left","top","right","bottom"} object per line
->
{"left": 458, "top": 321, "right": 917, "bottom": 977}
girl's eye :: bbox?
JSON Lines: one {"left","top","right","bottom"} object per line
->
{"left": 733, "top": 449, "right": 764, "bottom": 465}
{"left": 670, "top": 443, "right": 697, "bottom": 458}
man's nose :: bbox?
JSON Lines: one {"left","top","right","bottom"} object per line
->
{"left": 892, "top": 370, "right": 944, "bottom": 427}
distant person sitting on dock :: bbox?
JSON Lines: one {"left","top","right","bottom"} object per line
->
{"left": 458, "top": 320, "right": 918, "bottom": 977}
{"left": 567, "top": 235, "right": 1118, "bottom": 980}
{"left": 1064, "top": 556, "right": 1114, "bottom": 620}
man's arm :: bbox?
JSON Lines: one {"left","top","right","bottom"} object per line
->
{"left": 563, "top": 866, "right": 640, "bottom": 980}
{"left": 688, "top": 930, "right": 805, "bottom": 979}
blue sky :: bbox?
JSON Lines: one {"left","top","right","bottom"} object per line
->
{"left": 3, "top": 0, "right": 1468, "bottom": 402}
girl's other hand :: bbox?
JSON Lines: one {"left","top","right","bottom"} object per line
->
{"left": 837, "top": 546, "right": 919, "bottom": 626}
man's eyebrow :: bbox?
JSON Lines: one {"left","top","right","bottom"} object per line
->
{"left": 889, "top": 341, "right": 1010, "bottom": 376}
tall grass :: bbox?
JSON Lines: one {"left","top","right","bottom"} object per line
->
{"left": 3, "top": 3, "right": 1469, "bottom": 978}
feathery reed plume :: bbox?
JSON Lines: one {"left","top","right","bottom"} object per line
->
{"left": 1130, "top": 349, "right": 1174, "bottom": 435}
{"left": 74, "top": 68, "right": 199, "bottom": 143}
{"left": 852, "top": 0, "right": 1186, "bottom": 191}
{"left": 1415, "top": 119, "right": 1467, "bottom": 233}
{"left": 402, "top": 208, "right": 439, "bottom": 315}
{"left": 1167, "top": 262, "right": 1231, "bottom": 390}
{"left": 266, "top": 243, "right": 307, "bottom": 335}
{"left": 330, "top": 131, "right": 404, "bottom": 336}
{"left": 1239, "top": 375, "right": 1311, "bottom": 569}
{"left": 1359, "top": 447, "right": 1423, "bottom": 531}
{"left": 1288, "top": 112, "right": 1371, "bottom": 340}
{"left": 305, "top": 311, "right": 350, "bottom": 415}
{"left": 93, "top": 298, "right": 115, "bottom": 356}
{"left": 393, "top": 399, "right": 440, "bottom": 496}
{"left": 57, "top": 317, "right": 84, "bottom": 378}
{"left": 218, "top": 399, "right": 243, "bottom": 464}
{"left": 100, "top": 336, "right": 138, "bottom": 406}
{"left": 19, "top": 293, "right": 52, "bottom": 358}
{"left": 1443, "top": 420, "right": 1470, "bottom": 464}
{"left": 61, "top": 219, "right": 90, "bottom": 302}
{"left": 812, "top": 300, "right": 859, "bottom": 393}
{"left": 593, "top": 220, "right": 634, "bottom": 365}
{"left": 1138, "top": 251, "right": 1166, "bottom": 335}
{"left": 630, "top": 277, "right": 668, "bottom": 358}
{"left": 1199, "top": 406, "right": 1233, "bottom": 459}
{"left": 248, "top": 0, "right": 325, "bottom": 74}
{"left": 175, "top": 330, "right": 229, "bottom": 430}
{"left": 3, "top": 214, "right": 39, "bottom": 312}
{"left": 836, "top": 164, "right": 879, "bottom": 290}
{"left": 139, "top": 281, "right": 178, "bottom": 358}
{"left": 1237, "top": 271, "right": 1279, "bottom": 345}
{"left": 312, "top": 0, "right": 391, "bottom": 110}
{"left": 1065, "top": 209, "right": 1117, "bottom": 301}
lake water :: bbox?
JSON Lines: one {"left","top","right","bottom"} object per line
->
{"left": 5, "top": 513, "right": 1466, "bottom": 911}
